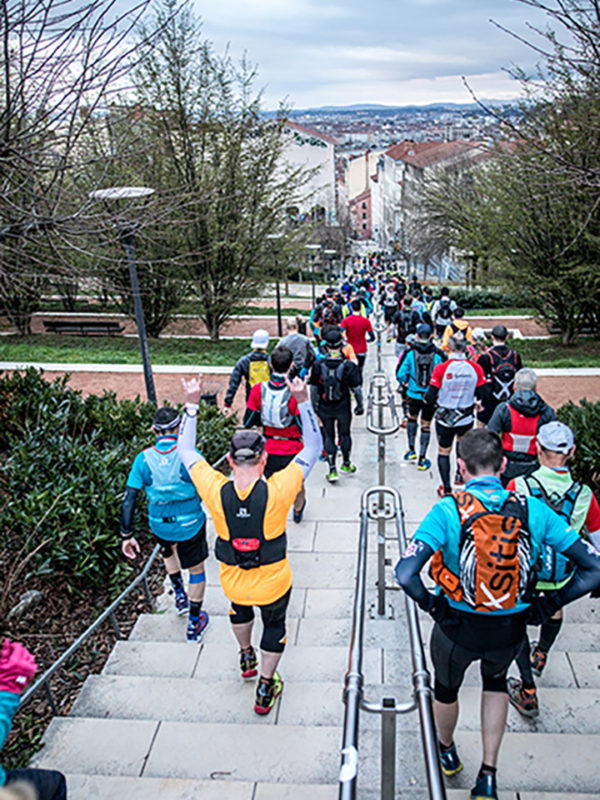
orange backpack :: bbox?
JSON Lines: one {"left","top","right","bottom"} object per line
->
{"left": 430, "top": 490, "right": 533, "bottom": 613}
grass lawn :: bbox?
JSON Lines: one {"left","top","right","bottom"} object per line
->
{"left": 467, "top": 308, "right": 536, "bottom": 317}
{"left": 512, "top": 336, "right": 600, "bottom": 369}
{"left": 0, "top": 335, "right": 269, "bottom": 366}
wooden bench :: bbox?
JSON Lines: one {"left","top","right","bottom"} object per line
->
{"left": 43, "top": 320, "right": 125, "bottom": 336}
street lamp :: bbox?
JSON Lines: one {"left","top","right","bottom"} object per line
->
{"left": 89, "top": 186, "right": 157, "bottom": 405}
{"left": 304, "top": 243, "right": 321, "bottom": 306}
{"left": 266, "top": 233, "right": 284, "bottom": 337}
{"left": 323, "top": 249, "right": 337, "bottom": 283}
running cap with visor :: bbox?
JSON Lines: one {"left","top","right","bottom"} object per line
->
{"left": 416, "top": 323, "right": 432, "bottom": 339}
{"left": 251, "top": 329, "right": 270, "bottom": 349}
{"left": 153, "top": 407, "right": 181, "bottom": 432}
{"left": 537, "top": 421, "right": 574, "bottom": 454}
{"left": 323, "top": 327, "right": 344, "bottom": 348}
{"left": 229, "top": 430, "right": 265, "bottom": 463}
{"left": 472, "top": 327, "right": 486, "bottom": 340}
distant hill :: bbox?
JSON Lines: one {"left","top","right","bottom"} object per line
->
{"left": 264, "top": 101, "right": 517, "bottom": 117}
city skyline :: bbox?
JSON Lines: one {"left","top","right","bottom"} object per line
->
{"left": 195, "top": 0, "right": 555, "bottom": 110}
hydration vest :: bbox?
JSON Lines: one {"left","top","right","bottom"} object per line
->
{"left": 320, "top": 361, "right": 346, "bottom": 404}
{"left": 414, "top": 349, "right": 435, "bottom": 389}
{"left": 143, "top": 445, "right": 204, "bottom": 538}
{"left": 489, "top": 349, "right": 519, "bottom": 402}
{"left": 430, "top": 490, "right": 533, "bottom": 612}
{"left": 501, "top": 407, "right": 540, "bottom": 456}
{"left": 215, "top": 480, "right": 286, "bottom": 570}
{"left": 437, "top": 298, "right": 452, "bottom": 322}
{"left": 260, "top": 382, "right": 294, "bottom": 429}
{"left": 525, "top": 475, "right": 586, "bottom": 585}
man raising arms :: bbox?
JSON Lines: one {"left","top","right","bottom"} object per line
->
{"left": 178, "top": 373, "right": 321, "bottom": 715}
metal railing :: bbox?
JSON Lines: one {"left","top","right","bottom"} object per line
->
{"left": 339, "top": 487, "right": 446, "bottom": 800}
{"left": 19, "top": 450, "right": 230, "bottom": 715}
{"left": 366, "top": 371, "right": 400, "bottom": 617}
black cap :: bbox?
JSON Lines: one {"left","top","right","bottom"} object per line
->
{"left": 323, "top": 327, "right": 344, "bottom": 347}
{"left": 492, "top": 324, "right": 508, "bottom": 340}
{"left": 153, "top": 407, "right": 181, "bottom": 432}
{"left": 229, "top": 430, "right": 265, "bottom": 463}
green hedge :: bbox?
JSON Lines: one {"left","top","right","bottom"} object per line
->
{"left": 557, "top": 400, "right": 600, "bottom": 500}
{"left": 442, "top": 288, "right": 529, "bottom": 310}
{"left": 0, "top": 369, "right": 236, "bottom": 594}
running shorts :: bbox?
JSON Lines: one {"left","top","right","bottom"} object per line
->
{"left": 264, "top": 452, "right": 296, "bottom": 478}
{"left": 435, "top": 420, "right": 472, "bottom": 449}
{"left": 154, "top": 523, "right": 208, "bottom": 568}
{"left": 408, "top": 397, "right": 435, "bottom": 423}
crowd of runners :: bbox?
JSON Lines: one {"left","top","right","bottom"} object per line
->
{"left": 2, "top": 254, "right": 600, "bottom": 800}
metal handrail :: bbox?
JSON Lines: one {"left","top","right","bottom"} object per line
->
{"left": 19, "top": 449, "right": 230, "bottom": 714}
{"left": 366, "top": 373, "right": 400, "bottom": 437}
{"left": 338, "top": 487, "right": 446, "bottom": 800}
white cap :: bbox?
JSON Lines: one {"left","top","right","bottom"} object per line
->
{"left": 537, "top": 421, "right": 574, "bottom": 454}
{"left": 472, "top": 327, "right": 486, "bottom": 340}
{"left": 251, "top": 329, "right": 270, "bottom": 349}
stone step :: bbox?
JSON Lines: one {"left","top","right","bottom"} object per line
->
{"left": 70, "top": 674, "right": 600, "bottom": 734}
{"left": 34, "top": 718, "right": 600, "bottom": 792}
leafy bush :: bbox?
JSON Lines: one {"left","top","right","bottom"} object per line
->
{"left": 557, "top": 399, "right": 600, "bottom": 500}
{"left": 438, "top": 287, "right": 530, "bottom": 309}
{"left": 0, "top": 369, "right": 236, "bottom": 594}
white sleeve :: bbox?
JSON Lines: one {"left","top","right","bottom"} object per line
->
{"left": 294, "top": 401, "right": 323, "bottom": 479}
{"left": 177, "top": 404, "right": 204, "bottom": 471}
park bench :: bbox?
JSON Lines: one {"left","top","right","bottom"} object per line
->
{"left": 43, "top": 320, "right": 125, "bottom": 336}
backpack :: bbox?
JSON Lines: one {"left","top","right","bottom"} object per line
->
{"left": 437, "top": 298, "right": 452, "bottom": 322}
{"left": 384, "top": 290, "right": 398, "bottom": 309}
{"left": 320, "top": 361, "right": 346, "bottom": 404}
{"left": 525, "top": 476, "right": 585, "bottom": 584}
{"left": 260, "top": 383, "right": 294, "bottom": 429}
{"left": 430, "top": 490, "right": 533, "bottom": 612}
{"left": 489, "top": 349, "right": 518, "bottom": 401}
{"left": 248, "top": 357, "right": 270, "bottom": 388}
{"left": 414, "top": 349, "right": 435, "bottom": 389}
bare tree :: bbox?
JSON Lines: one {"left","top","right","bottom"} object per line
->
{"left": 0, "top": 0, "right": 158, "bottom": 332}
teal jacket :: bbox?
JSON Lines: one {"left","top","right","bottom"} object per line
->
{"left": 0, "top": 690, "right": 20, "bottom": 785}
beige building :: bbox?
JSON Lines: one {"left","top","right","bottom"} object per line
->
{"left": 281, "top": 122, "right": 338, "bottom": 222}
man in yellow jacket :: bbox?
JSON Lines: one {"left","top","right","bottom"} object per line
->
{"left": 441, "top": 306, "right": 474, "bottom": 352}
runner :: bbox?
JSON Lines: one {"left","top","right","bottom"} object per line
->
{"left": 278, "top": 318, "right": 315, "bottom": 378}
{"left": 394, "top": 428, "right": 600, "bottom": 800}
{"left": 408, "top": 273, "right": 421, "bottom": 296}
{"left": 477, "top": 325, "right": 522, "bottom": 424}
{"left": 467, "top": 328, "right": 488, "bottom": 363}
{"left": 341, "top": 298, "right": 375, "bottom": 376}
{"left": 177, "top": 373, "right": 321, "bottom": 715}
{"left": 424, "top": 334, "right": 488, "bottom": 497}
{"left": 487, "top": 368, "right": 555, "bottom": 486}
{"left": 0, "top": 640, "right": 67, "bottom": 799}
{"left": 506, "top": 421, "right": 600, "bottom": 717}
{"left": 310, "top": 327, "right": 362, "bottom": 482}
{"left": 431, "top": 288, "right": 456, "bottom": 339}
{"left": 120, "top": 407, "right": 210, "bottom": 642}
{"left": 244, "top": 345, "right": 307, "bottom": 522}
{"left": 223, "top": 329, "right": 271, "bottom": 416}
{"left": 380, "top": 281, "right": 401, "bottom": 341}
{"left": 440, "top": 307, "right": 474, "bottom": 352}
{"left": 396, "top": 323, "right": 443, "bottom": 471}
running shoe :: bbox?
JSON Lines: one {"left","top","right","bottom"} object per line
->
{"left": 239, "top": 646, "right": 258, "bottom": 679}
{"left": 340, "top": 463, "right": 357, "bottom": 474}
{"left": 417, "top": 457, "right": 432, "bottom": 471}
{"left": 530, "top": 643, "right": 548, "bottom": 677}
{"left": 293, "top": 499, "right": 307, "bottom": 524}
{"left": 327, "top": 468, "right": 339, "bottom": 483}
{"left": 507, "top": 677, "right": 539, "bottom": 718}
{"left": 254, "top": 671, "right": 283, "bottom": 715}
{"left": 470, "top": 772, "right": 498, "bottom": 800}
{"left": 403, "top": 449, "right": 417, "bottom": 462}
{"left": 454, "top": 470, "right": 465, "bottom": 485}
{"left": 186, "top": 611, "right": 209, "bottom": 643}
{"left": 354, "top": 405, "right": 364, "bottom": 416}
{"left": 319, "top": 450, "right": 328, "bottom": 462}
{"left": 438, "top": 740, "right": 463, "bottom": 776}
{"left": 174, "top": 587, "right": 189, "bottom": 616}
{"left": 437, "top": 484, "right": 453, "bottom": 498}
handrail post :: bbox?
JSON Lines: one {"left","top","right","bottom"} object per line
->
{"left": 381, "top": 697, "right": 397, "bottom": 800}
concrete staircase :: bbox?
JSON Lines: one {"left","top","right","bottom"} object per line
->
{"left": 32, "top": 342, "right": 600, "bottom": 799}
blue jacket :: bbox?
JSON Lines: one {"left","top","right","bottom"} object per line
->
{"left": 0, "top": 690, "right": 19, "bottom": 785}
{"left": 396, "top": 343, "right": 443, "bottom": 400}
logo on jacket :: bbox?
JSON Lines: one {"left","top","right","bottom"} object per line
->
{"left": 236, "top": 508, "right": 251, "bottom": 519}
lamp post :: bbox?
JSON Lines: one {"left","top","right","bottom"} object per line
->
{"left": 266, "top": 233, "right": 284, "bottom": 337}
{"left": 89, "top": 186, "right": 157, "bottom": 405}
{"left": 323, "top": 248, "right": 337, "bottom": 283}
{"left": 305, "top": 243, "right": 321, "bottom": 306}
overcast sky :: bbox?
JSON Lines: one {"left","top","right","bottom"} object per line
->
{"left": 194, "top": 0, "right": 554, "bottom": 109}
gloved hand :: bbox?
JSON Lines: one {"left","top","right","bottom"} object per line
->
{"left": 428, "top": 593, "right": 452, "bottom": 624}
{"left": 0, "top": 639, "right": 37, "bottom": 695}
{"left": 526, "top": 594, "right": 560, "bottom": 626}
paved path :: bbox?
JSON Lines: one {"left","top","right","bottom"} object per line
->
{"left": 31, "top": 339, "right": 600, "bottom": 798}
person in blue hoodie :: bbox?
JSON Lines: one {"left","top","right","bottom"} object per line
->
{"left": 0, "top": 640, "right": 66, "bottom": 798}
{"left": 120, "top": 407, "right": 209, "bottom": 643}
{"left": 394, "top": 428, "right": 600, "bottom": 800}
{"left": 396, "top": 324, "right": 443, "bottom": 471}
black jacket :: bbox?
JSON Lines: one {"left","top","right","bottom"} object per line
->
{"left": 488, "top": 389, "right": 556, "bottom": 464}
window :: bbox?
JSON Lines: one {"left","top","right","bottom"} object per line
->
{"left": 361, "top": 202, "right": 366, "bottom": 209}
{"left": 362, "top": 212, "right": 367, "bottom": 219}
{"left": 362, "top": 223, "right": 367, "bottom": 230}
